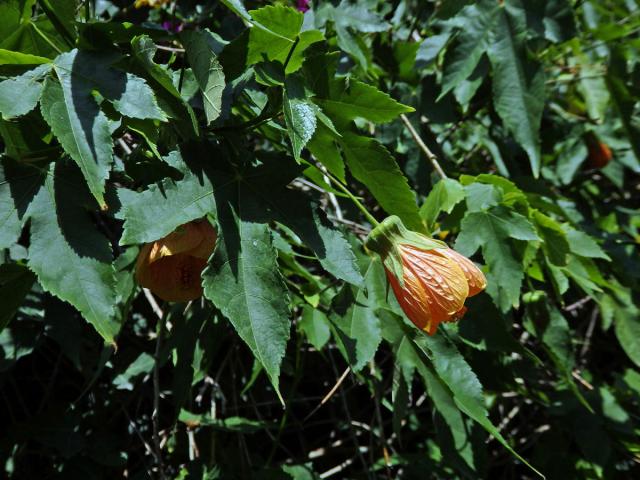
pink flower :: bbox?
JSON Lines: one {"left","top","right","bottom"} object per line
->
{"left": 296, "top": 0, "right": 310, "bottom": 13}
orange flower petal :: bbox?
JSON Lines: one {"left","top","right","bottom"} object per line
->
{"left": 386, "top": 266, "right": 435, "bottom": 334}
{"left": 137, "top": 253, "right": 207, "bottom": 302}
{"left": 438, "top": 248, "right": 487, "bottom": 297}
{"left": 189, "top": 221, "right": 217, "bottom": 260}
{"left": 147, "top": 222, "right": 205, "bottom": 264}
{"left": 387, "top": 244, "right": 469, "bottom": 334}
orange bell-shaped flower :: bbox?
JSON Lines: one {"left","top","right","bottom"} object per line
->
{"left": 365, "top": 216, "right": 486, "bottom": 335}
{"left": 135, "top": 220, "right": 217, "bottom": 302}
{"left": 585, "top": 132, "right": 613, "bottom": 169}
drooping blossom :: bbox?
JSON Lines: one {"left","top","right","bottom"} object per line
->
{"left": 587, "top": 139, "right": 613, "bottom": 169}
{"left": 136, "top": 220, "right": 216, "bottom": 302}
{"left": 365, "top": 216, "right": 486, "bottom": 334}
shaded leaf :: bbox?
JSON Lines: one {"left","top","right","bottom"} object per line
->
{"left": 488, "top": 6, "right": 545, "bottom": 177}
{"left": 26, "top": 161, "right": 119, "bottom": 344}
{"left": 341, "top": 133, "right": 423, "bottom": 231}
{"left": 182, "top": 30, "right": 226, "bottom": 125}
{"left": 456, "top": 206, "right": 539, "bottom": 311}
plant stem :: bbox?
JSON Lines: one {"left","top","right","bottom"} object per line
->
{"left": 153, "top": 308, "right": 168, "bottom": 480}
{"left": 325, "top": 173, "right": 380, "bottom": 227}
{"left": 400, "top": 113, "right": 447, "bottom": 180}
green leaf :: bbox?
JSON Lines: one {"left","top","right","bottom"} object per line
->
{"left": 340, "top": 133, "right": 423, "bottom": 231}
{"left": 455, "top": 206, "right": 539, "bottom": 311}
{"left": 113, "top": 352, "right": 155, "bottom": 390}
{"left": 246, "top": 5, "right": 300, "bottom": 67}
{"left": 0, "top": 263, "right": 35, "bottom": 331}
{"left": 533, "top": 211, "right": 569, "bottom": 266}
{"left": 306, "top": 122, "right": 345, "bottom": 181}
{"left": 181, "top": 30, "right": 226, "bottom": 125}
{"left": 330, "top": 0, "right": 390, "bottom": 33}
{"left": 272, "top": 194, "right": 363, "bottom": 286}
{"left": 220, "top": 0, "right": 297, "bottom": 43}
{"left": 202, "top": 169, "right": 291, "bottom": 398}
{"left": 39, "top": 75, "right": 113, "bottom": 208}
{"left": 0, "top": 157, "right": 46, "bottom": 250}
{"left": 488, "top": 6, "right": 545, "bottom": 177}
{"left": 179, "top": 410, "right": 272, "bottom": 433}
{"left": 565, "top": 228, "right": 610, "bottom": 260}
{"left": 317, "top": 79, "right": 414, "bottom": 125}
{"left": 332, "top": 259, "right": 384, "bottom": 371}
{"left": 0, "top": 48, "right": 51, "bottom": 65}
{"left": 420, "top": 178, "right": 466, "bottom": 232}
{"left": 299, "top": 305, "right": 331, "bottom": 350}
{"left": 26, "top": 161, "right": 119, "bottom": 344}
{"left": 611, "top": 288, "right": 640, "bottom": 368}
{"left": 439, "top": 0, "right": 498, "bottom": 99}
{"left": 118, "top": 152, "right": 216, "bottom": 245}
{"left": 131, "top": 35, "right": 199, "bottom": 138}
{"left": 606, "top": 47, "right": 640, "bottom": 163}
{"left": 283, "top": 77, "right": 317, "bottom": 161}
{"left": 414, "top": 333, "right": 543, "bottom": 478}
{"left": 0, "top": 64, "right": 50, "bottom": 118}
{"left": 416, "top": 359, "right": 478, "bottom": 475}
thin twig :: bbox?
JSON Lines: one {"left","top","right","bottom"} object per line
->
{"left": 156, "top": 44, "right": 185, "bottom": 53}
{"left": 400, "top": 113, "right": 447, "bottom": 179}
{"left": 564, "top": 296, "right": 592, "bottom": 312}
{"left": 327, "top": 351, "right": 372, "bottom": 478}
{"left": 580, "top": 307, "right": 599, "bottom": 362}
{"left": 152, "top": 310, "right": 168, "bottom": 479}
{"left": 303, "top": 367, "right": 351, "bottom": 422}
{"left": 143, "top": 289, "right": 164, "bottom": 319}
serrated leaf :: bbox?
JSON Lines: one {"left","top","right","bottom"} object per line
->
{"left": 202, "top": 167, "right": 291, "bottom": 397}
{"left": 26, "top": 161, "right": 119, "bottom": 344}
{"left": 455, "top": 206, "right": 539, "bottom": 311}
{"left": 118, "top": 152, "right": 216, "bottom": 245}
{"left": 283, "top": 77, "right": 317, "bottom": 161}
{"left": 220, "top": 0, "right": 296, "bottom": 43}
{"left": 439, "top": 0, "right": 498, "bottom": 99}
{"left": 414, "top": 333, "right": 543, "bottom": 478}
{"left": 40, "top": 76, "right": 113, "bottom": 207}
{"left": 416, "top": 359, "right": 477, "bottom": 475}
{"left": 488, "top": 6, "right": 545, "bottom": 177}
{"left": 317, "top": 79, "right": 414, "bottom": 125}
{"left": 131, "top": 35, "right": 199, "bottom": 138}
{"left": 246, "top": 5, "right": 300, "bottom": 67}
{"left": 0, "top": 64, "right": 51, "bottom": 118}
{"left": 533, "top": 211, "right": 569, "bottom": 266}
{"left": 0, "top": 263, "right": 35, "bottom": 331}
{"left": 565, "top": 228, "right": 610, "bottom": 260}
{"left": 420, "top": 178, "right": 466, "bottom": 231}
{"left": 340, "top": 133, "right": 423, "bottom": 231}
{"left": 182, "top": 30, "right": 226, "bottom": 125}
{"left": 235, "top": 158, "right": 363, "bottom": 286}
{"left": 332, "top": 259, "right": 384, "bottom": 371}
{"left": 0, "top": 157, "right": 46, "bottom": 250}
{"left": 607, "top": 47, "right": 640, "bottom": 162}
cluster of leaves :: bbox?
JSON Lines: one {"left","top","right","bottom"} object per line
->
{"left": 0, "top": 0, "right": 639, "bottom": 478}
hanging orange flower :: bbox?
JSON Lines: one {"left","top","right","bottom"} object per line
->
{"left": 135, "top": 220, "right": 217, "bottom": 302}
{"left": 365, "top": 216, "right": 486, "bottom": 335}
{"left": 587, "top": 140, "right": 613, "bottom": 169}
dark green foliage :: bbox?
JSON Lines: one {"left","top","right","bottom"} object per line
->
{"left": 0, "top": 1, "right": 639, "bottom": 479}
